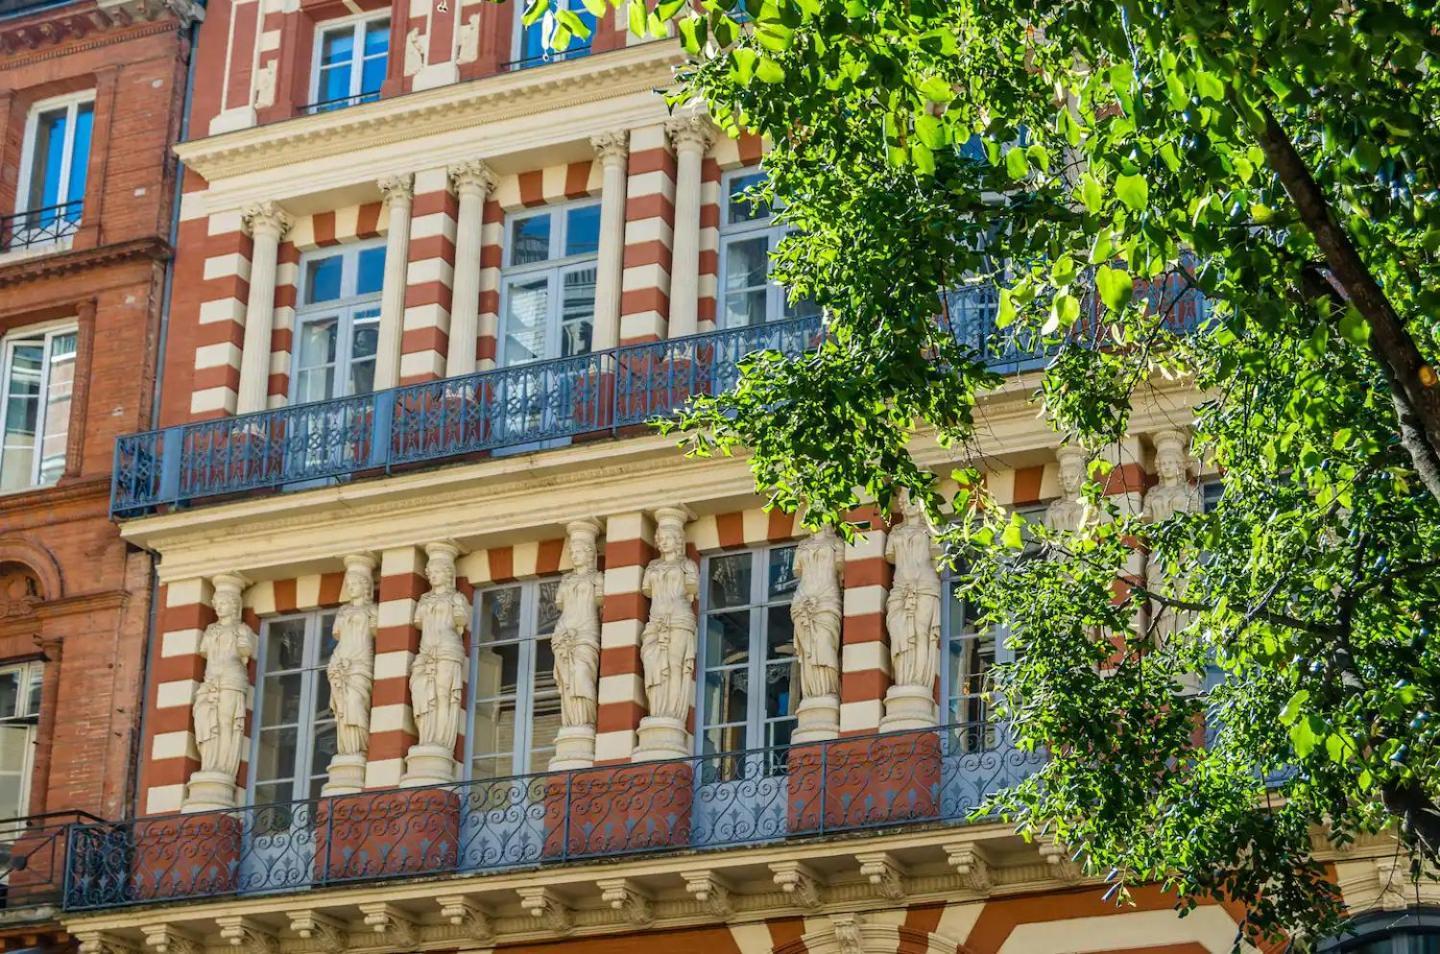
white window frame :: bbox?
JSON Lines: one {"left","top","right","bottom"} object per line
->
{"left": 15, "top": 90, "right": 95, "bottom": 217}
{"left": 717, "top": 168, "right": 817, "bottom": 328}
{"left": 694, "top": 544, "right": 799, "bottom": 760}
{"left": 0, "top": 661, "right": 42, "bottom": 833}
{"left": 466, "top": 579, "right": 560, "bottom": 779}
{"left": 248, "top": 610, "right": 335, "bottom": 806}
{"left": 290, "top": 240, "right": 385, "bottom": 403}
{"left": 510, "top": 0, "right": 595, "bottom": 67}
{"left": 309, "top": 11, "right": 390, "bottom": 109}
{"left": 497, "top": 200, "right": 601, "bottom": 367}
{"left": 0, "top": 320, "right": 77, "bottom": 493}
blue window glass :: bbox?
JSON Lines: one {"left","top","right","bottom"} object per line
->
{"left": 65, "top": 104, "right": 93, "bottom": 219}
{"left": 517, "top": 0, "right": 595, "bottom": 67}
{"left": 313, "top": 18, "right": 387, "bottom": 110}
{"left": 20, "top": 96, "right": 94, "bottom": 232}
{"left": 563, "top": 205, "right": 600, "bottom": 257}
{"left": 305, "top": 255, "right": 344, "bottom": 304}
{"left": 355, "top": 247, "right": 386, "bottom": 296}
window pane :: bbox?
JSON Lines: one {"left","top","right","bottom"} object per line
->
{"left": 38, "top": 334, "right": 75, "bottom": 487}
{"left": 509, "top": 214, "right": 552, "bottom": 266}
{"left": 767, "top": 546, "right": 796, "bottom": 599}
{"left": 702, "top": 669, "right": 747, "bottom": 728}
{"left": 255, "top": 725, "right": 299, "bottom": 784}
{"left": 503, "top": 277, "right": 549, "bottom": 365}
{"left": 309, "top": 722, "right": 337, "bottom": 777}
{"left": 479, "top": 586, "right": 523, "bottom": 643}
{"left": 470, "top": 698, "right": 517, "bottom": 775}
{"left": 701, "top": 723, "right": 745, "bottom": 757}
{"left": 318, "top": 64, "right": 351, "bottom": 104}
{"left": 66, "top": 103, "right": 93, "bottom": 204}
{"left": 724, "top": 236, "right": 769, "bottom": 291}
{"left": 765, "top": 605, "right": 795, "bottom": 659}
{"left": 704, "top": 611, "right": 750, "bottom": 668}
{"left": 297, "top": 317, "right": 338, "bottom": 369}
{"left": 0, "top": 671, "right": 20, "bottom": 721}
{"left": 265, "top": 619, "right": 309, "bottom": 672}
{"left": 23, "top": 666, "right": 41, "bottom": 718}
{"left": 563, "top": 205, "right": 601, "bottom": 257}
{"left": 473, "top": 641, "right": 521, "bottom": 702}
{"left": 364, "top": 18, "right": 390, "bottom": 56}
{"left": 560, "top": 267, "right": 595, "bottom": 357}
{"left": 347, "top": 314, "right": 379, "bottom": 396}
{"left": 260, "top": 673, "right": 303, "bottom": 725}
{"left": 536, "top": 580, "right": 561, "bottom": 634}
{"left": 763, "top": 659, "right": 796, "bottom": 719}
{"left": 529, "top": 692, "right": 562, "bottom": 771}
{"left": 356, "top": 247, "right": 386, "bottom": 296}
{"left": 724, "top": 290, "right": 768, "bottom": 329}
{"left": 726, "top": 172, "right": 770, "bottom": 223}
{"left": 1, "top": 343, "right": 42, "bottom": 491}
{"left": 305, "top": 255, "right": 344, "bottom": 304}
{"left": 320, "top": 25, "right": 355, "bottom": 66}
{"left": 707, "top": 553, "right": 752, "bottom": 609}
{"left": 27, "top": 108, "right": 68, "bottom": 211}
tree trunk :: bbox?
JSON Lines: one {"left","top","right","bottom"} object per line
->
{"left": 1254, "top": 105, "right": 1440, "bottom": 503}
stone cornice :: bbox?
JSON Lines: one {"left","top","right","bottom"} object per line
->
{"left": 0, "top": 474, "right": 109, "bottom": 515}
{"left": 173, "top": 41, "right": 686, "bottom": 184}
{"left": 0, "top": 0, "right": 193, "bottom": 62}
{"left": 0, "top": 236, "right": 170, "bottom": 289}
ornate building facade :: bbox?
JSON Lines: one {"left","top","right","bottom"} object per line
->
{"left": 44, "top": 2, "right": 1440, "bottom": 952}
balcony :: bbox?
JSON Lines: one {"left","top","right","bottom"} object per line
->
{"left": 0, "top": 812, "right": 102, "bottom": 923}
{"left": 62, "top": 722, "right": 1042, "bottom": 912}
{"left": 0, "top": 201, "right": 83, "bottom": 253}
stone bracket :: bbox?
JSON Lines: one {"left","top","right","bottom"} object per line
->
{"left": 76, "top": 932, "right": 141, "bottom": 954}
{"left": 139, "top": 925, "right": 201, "bottom": 954}
{"left": 358, "top": 902, "right": 420, "bottom": 951}
{"left": 1037, "top": 837, "right": 1083, "bottom": 884}
{"left": 517, "top": 886, "right": 573, "bottom": 934}
{"left": 681, "top": 868, "right": 733, "bottom": 917}
{"left": 944, "top": 841, "right": 993, "bottom": 892}
{"left": 855, "top": 851, "right": 906, "bottom": 900}
{"left": 770, "top": 860, "right": 823, "bottom": 909}
{"left": 597, "top": 877, "right": 653, "bottom": 926}
{"left": 215, "top": 916, "right": 279, "bottom": 954}
{"left": 436, "top": 894, "right": 494, "bottom": 943}
{"left": 286, "top": 909, "right": 349, "bottom": 954}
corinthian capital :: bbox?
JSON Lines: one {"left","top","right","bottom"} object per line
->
{"left": 448, "top": 159, "right": 497, "bottom": 196}
{"left": 665, "top": 111, "right": 716, "bottom": 153}
{"left": 377, "top": 173, "right": 415, "bottom": 205}
{"left": 240, "top": 201, "right": 293, "bottom": 239}
{"left": 590, "top": 131, "right": 630, "bottom": 167}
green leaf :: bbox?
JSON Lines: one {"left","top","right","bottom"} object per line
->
{"left": 731, "top": 46, "right": 758, "bottom": 84}
{"left": 755, "top": 56, "right": 786, "bottom": 83}
{"left": 1045, "top": 293, "right": 1080, "bottom": 333}
{"left": 918, "top": 75, "right": 954, "bottom": 103}
{"left": 1290, "top": 715, "right": 1323, "bottom": 758}
{"left": 1115, "top": 173, "right": 1148, "bottom": 211}
{"left": 1078, "top": 174, "right": 1103, "bottom": 214}
{"left": 996, "top": 288, "right": 1017, "bottom": 328}
{"left": 915, "top": 112, "right": 946, "bottom": 149}
{"left": 1339, "top": 306, "right": 1371, "bottom": 346}
{"left": 1005, "top": 147, "right": 1029, "bottom": 180}
{"left": 581, "top": 0, "right": 607, "bottom": 14}
{"left": 1194, "top": 70, "right": 1225, "bottom": 101}
{"left": 1325, "top": 732, "right": 1349, "bottom": 764}
{"left": 523, "top": 0, "right": 550, "bottom": 27}
{"left": 1279, "top": 689, "right": 1309, "bottom": 726}
{"left": 1096, "top": 266, "right": 1133, "bottom": 311}
{"left": 1001, "top": 513, "right": 1025, "bottom": 550}
{"left": 911, "top": 141, "right": 936, "bottom": 175}
{"left": 627, "top": 0, "right": 646, "bottom": 35}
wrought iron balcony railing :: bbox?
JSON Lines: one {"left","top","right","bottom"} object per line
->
{"left": 0, "top": 811, "right": 102, "bottom": 920}
{"left": 0, "top": 201, "right": 83, "bottom": 252}
{"left": 301, "top": 90, "right": 383, "bottom": 115}
{"left": 62, "top": 722, "right": 1043, "bottom": 912}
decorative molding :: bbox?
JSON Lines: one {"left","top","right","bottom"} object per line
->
{"left": 680, "top": 869, "right": 733, "bottom": 918}
{"left": 855, "top": 851, "right": 906, "bottom": 901}
{"left": 377, "top": 173, "right": 415, "bottom": 205}
{"left": 240, "top": 201, "right": 293, "bottom": 239}
{"left": 770, "top": 860, "right": 823, "bottom": 909}
{"left": 665, "top": 109, "right": 716, "bottom": 152}
{"left": 516, "top": 886, "right": 572, "bottom": 934}
{"left": 830, "top": 913, "right": 865, "bottom": 954}
{"left": 0, "top": 237, "right": 171, "bottom": 290}
{"left": 138, "top": 925, "right": 200, "bottom": 954}
{"left": 590, "top": 130, "right": 630, "bottom": 165}
{"left": 436, "top": 895, "right": 493, "bottom": 943}
{"left": 357, "top": 902, "right": 419, "bottom": 950}
{"left": 76, "top": 933, "right": 140, "bottom": 954}
{"left": 285, "top": 910, "right": 348, "bottom": 954}
{"left": 215, "top": 916, "right": 279, "bottom": 954}
{"left": 596, "top": 877, "right": 653, "bottom": 926}
{"left": 1037, "top": 837, "right": 1083, "bottom": 884}
{"left": 173, "top": 43, "right": 685, "bottom": 183}
{"left": 448, "top": 159, "right": 497, "bottom": 196}
{"left": 944, "top": 841, "right": 993, "bottom": 892}
{"left": 0, "top": 5, "right": 184, "bottom": 59}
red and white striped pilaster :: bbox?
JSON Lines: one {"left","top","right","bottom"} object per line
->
{"left": 139, "top": 579, "right": 212, "bottom": 815}
{"left": 619, "top": 124, "right": 675, "bottom": 345}
{"left": 400, "top": 168, "right": 458, "bottom": 385}
{"left": 839, "top": 517, "right": 892, "bottom": 736}
{"left": 595, "top": 511, "right": 655, "bottom": 764}
{"left": 191, "top": 212, "right": 251, "bottom": 419}
{"left": 367, "top": 546, "right": 426, "bottom": 789}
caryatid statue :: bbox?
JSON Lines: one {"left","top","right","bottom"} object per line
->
{"left": 885, "top": 492, "right": 943, "bottom": 698}
{"left": 635, "top": 507, "right": 698, "bottom": 759}
{"left": 404, "top": 542, "right": 470, "bottom": 784}
{"left": 324, "top": 554, "right": 377, "bottom": 794}
{"left": 1044, "top": 445, "right": 1094, "bottom": 535}
{"left": 185, "top": 573, "right": 257, "bottom": 811}
{"left": 1142, "top": 430, "right": 1203, "bottom": 642}
{"left": 791, "top": 525, "right": 845, "bottom": 742}
{"left": 554, "top": 520, "right": 605, "bottom": 728}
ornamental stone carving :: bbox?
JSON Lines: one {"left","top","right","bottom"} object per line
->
{"left": 184, "top": 573, "right": 256, "bottom": 812}
{"left": 1044, "top": 445, "right": 1093, "bottom": 534}
{"left": 324, "top": 554, "right": 377, "bottom": 795}
{"left": 403, "top": 542, "right": 470, "bottom": 785}
{"left": 881, "top": 492, "right": 942, "bottom": 731}
{"left": 665, "top": 110, "right": 716, "bottom": 153}
{"left": 635, "top": 506, "right": 698, "bottom": 760}
{"left": 404, "top": 27, "right": 425, "bottom": 76}
{"left": 591, "top": 131, "right": 630, "bottom": 166}
{"left": 550, "top": 519, "right": 605, "bottom": 770}
{"left": 791, "top": 525, "right": 844, "bottom": 742}
{"left": 239, "top": 201, "right": 292, "bottom": 241}
{"left": 377, "top": 173, "right": 415, "bottom": 205}
{"left": 448, "top": 159, "right": 496, "bottom": 196}
{"left": 1142, "top": 430, "right": 1203, "bottom": 643}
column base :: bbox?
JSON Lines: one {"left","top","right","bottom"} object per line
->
{"left": 322, "top": 753, "right": 368, "bottom": 796}
{"left": 791, "top": 694, "right": 840, "bottom": 743}
{"left": 400, "top": 743, "right": 459, "bottom": 787}
{"left": 631, "top": 716, "right": 689, "bottom": 762}
{"left": 549, "top": 726, "right": 596, "bottom": 771}
{"left": 181, "top": 771, "right": 238, "bottom": 813}
{"left": 879, "top": 685, "right": 938, "bottom": 733}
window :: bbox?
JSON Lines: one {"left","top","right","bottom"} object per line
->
{"left": 468, "top": 581, "right": 562, "bottom": 778}
{"left": 8, "top": 93, "right": 93, "bottom": 250}
{"left": 941, "top": 579, "right": 998, "bottom": 751}
{"left": 292, "top": 243, "right": 385, "bottom": 403}
{"left": 512, "top": 0, "right": 596, "bottom": 69}
{"left": 719, "top": 170, "right": 819, "bottom": 328}
{"left": 310, "top": 15, "right": 389, "bottom": 112}
{"left": 250, "top": 612, "right": 336, "bottom": 806}
{"left": 1318, "top": 910, "right": 1440, "bottom": 953}
{"left": 499, "top": 202, "right": 600, "bottom": 366}
{"left": 0, "top": 663, "right": 41, "bottom": 835}
{"left": 0, "top": 324, "right": 76, "bottom": 492}
{"left": 697, "top": 546, "right": 799, "bottom": 767}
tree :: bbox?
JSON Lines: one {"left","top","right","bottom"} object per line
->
{"left": 535, "top": 0, "right": 1440, "bottom": 943}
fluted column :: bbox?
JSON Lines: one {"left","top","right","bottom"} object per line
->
{"left": 374, "top": 175, "right": 415, "bottom": 392}
{"left": 590, "top": 132, "right": 630, "bottom": 351}
{"left": 444, "top": 160, "right": 496, "bottom": 377}
{"left": 236, "top": 202, "right": 293, "bottom": 414}
{"left": 665, "top": 114, "right": 715, "bottom": 340}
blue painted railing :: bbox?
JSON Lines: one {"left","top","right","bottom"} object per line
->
{"left": 62, "top": 722, "right": 1043, "bottom": 911}
{"left": 111, "top": 277, "right": 1209, "bottom": 517}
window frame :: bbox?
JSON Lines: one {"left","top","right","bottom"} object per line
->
{"left": 308, "top": 12, "right": 391, "bottom": 111}
{"left": 497, "top": 200, "right": 602, "bottom": 367}
{"left": 289, "top": 239, "right": 386, "bottom": 404}
{"left": 694, "top": 544, "right": 800, "bottom": 759}
{"left": 465, "top": 579, "right": 562, "bottom": 780}
{"left": 718, "top": 168, "right": 817, "bottom": 328}
{"left": 15, "top": 90, "right": 95, "bottom": 218}
{"left": 247, "top": 610, "right": 336, "bottom": 807}
{"left": 0, "top": 661, "right": 43, "bottom": 830}
{"left": 0, "top": 320, "right": 78, "bottom": 493}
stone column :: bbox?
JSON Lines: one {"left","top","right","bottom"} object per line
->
{"left": 590, "top": 132, "right": 630, "bottom": 352}
{"left": 236, "top": 202, "right": 293, "bottom": 414}
{"left": 444, "top": 160, "right": 496, "bottom": 377}
{"left": 374, "top": 175, "right": 415, "bottom": 392}
{"left": 664, "top": 114, "right": 715, "bottom": 340}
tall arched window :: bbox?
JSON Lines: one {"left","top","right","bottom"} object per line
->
{"left": 1318, "top": 909, "right": 1440, "bottom": 953}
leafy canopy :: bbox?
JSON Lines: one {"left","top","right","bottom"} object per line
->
{"left": 527, "top": 0, "right": 1440, "bottom": 943}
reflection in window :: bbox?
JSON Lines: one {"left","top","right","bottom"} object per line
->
{"left": 251, "top": 612, "right": 337, "bottom": 809}
{"left": 292, "top": 243, "right": 385, "bottom": 402}
{"left": 311, "top": 16, "right": 389, "bottom": 111}
{"left": 512, "top": 0, "right": 596, "bottom": 70}
{"left": 8, "top": 93, "right": 92, "bottom": 249}
{"left": 718, "top": 169, "right": 818, "bottom": 328}
{"left": 500, "top": 203, "right": 599, "bottom": 365}
{"left": 0, "top": 662, "right": 42, "bottom": 838}
{"left": 469, "top": 579, "right": 562, "bottom": 778}
{"left": 1, "top": 325, "right": 76, "bottom": 492}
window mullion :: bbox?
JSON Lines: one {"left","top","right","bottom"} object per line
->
{"left": 30, "top": 334, "right": 54, "bottom": 486}
{"left": 516, "top": 584, "right": 537, "bottom": 773}
{"left": 748, "top": 550, "right": 766, "bottom": 749}
{"left": 349, "top": 22, "right": 364, "bottom": 99}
